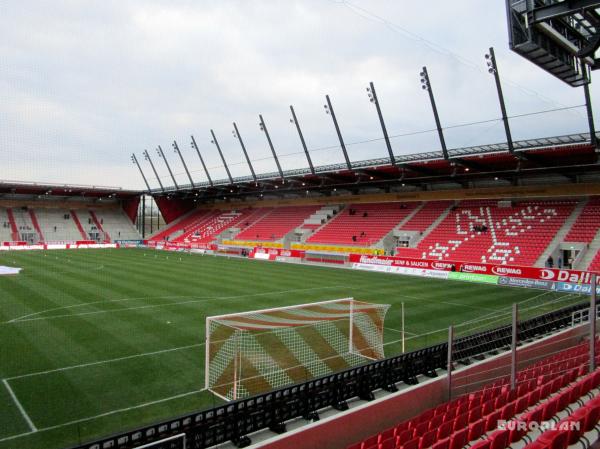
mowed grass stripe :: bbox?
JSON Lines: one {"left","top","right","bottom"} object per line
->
{"left": 6, "top": 252, "right": 349, "bottom": 321}
{"left": 0, "top": 249, "right": 585, "bottom": 449}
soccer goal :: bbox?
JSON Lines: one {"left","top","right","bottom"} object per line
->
{"left": 205, "top": 298, "right": 390, "bottom": 401}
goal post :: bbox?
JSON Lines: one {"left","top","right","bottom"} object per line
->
{"left": 205, "top": 298, "right": 390, "bottom": 401}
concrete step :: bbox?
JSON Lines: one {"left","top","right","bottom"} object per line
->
{"left": 576, "top": 228, "right": 600, "bottom": 270}
{"left": 534, "top": 200, "right": 586, "bottom": 268}
{"left": 408, "top": 201, "right": 456, "bottom": 248}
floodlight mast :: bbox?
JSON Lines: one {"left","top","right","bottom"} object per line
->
{"left": 324, "top": 94, "right": 352, "bottom": 170}
{"left": 143, "top": 149, "right": 164, "bottom": 192}
{"left": 232, "top": 122, "right": 257, "bottom": 182}
{"left": 172, "top": 140, "right": 195, "bottom": 188}
{"left": 289, "top": 105, "right": 315, "bottom": 175}
{"left": 420, "top": 67, "right": 449, "bottom": 160}
{"left": 485, "top": 47, "right": 515, "bottom": 154}
{"left": 259, "top": 114, "right": 284, "bottom": 180}
{"left": 190, "top": 135, "right": 213, "bottom": 187}
{"left": 156, "top": 145, "right": 179, "bottom": 190}
{"left": 210, "top": 129, "right": 234, "bottom": 184}
{"left": 367, "top": 82, "right": 396, "bottom": 165}
{"left": 131, "top": 154, "right": 151, "bottom": 191}
{"left": 583, "top": 78, "right": 598, "bottom": 148}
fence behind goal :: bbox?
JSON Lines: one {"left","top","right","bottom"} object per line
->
{"left": 205, "top": 298, "right": 390, "bottom": 401}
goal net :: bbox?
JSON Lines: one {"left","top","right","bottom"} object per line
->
{"left": 205, "top": 298, "right": 390, "bottom": 401}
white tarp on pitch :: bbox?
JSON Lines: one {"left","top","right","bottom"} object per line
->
{"left": 0, "top": 266, "right": 21, "bottom": 275}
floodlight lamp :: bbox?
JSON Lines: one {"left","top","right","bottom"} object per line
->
{"left": 366, "top": 87, "right": 370, "bottom": 91}
{"left": 419, "top": 71, "right": 425, "bottom": 77}
{"left": 370, "top": 99, "right": 375, "bottom": 103}
{"left": 289, "top": 118, "right": 294, "bottom": 123}
{"left": 485, "top": 54, "right": 490, "bottom": 60}
{"left": 422, "top": 85, "right": 428, "bottom": 90}
{"left": 488, "top": 68, "right": 495, "bottom": 74}
{"left": 211, "top": 140, "right": 215, "bottom": 144}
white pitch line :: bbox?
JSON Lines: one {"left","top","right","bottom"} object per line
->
{"left": 7, "top": 285, "right": 347, "bottom": 324}
{"left": 384, "top": 327, "right": 417, "bottom": 336}
{"left": 7, "top": 342, "right": 205, "bottom": 381}
{"left": 2, "top": 379, "right": 37, "bottom": 432}
{"left": 0, "top": 388, "right": 204, "bottom": 444}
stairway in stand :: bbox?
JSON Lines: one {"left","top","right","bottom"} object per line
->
{"left": 90, "top": 210, "right": 110, "bottom": 242}
{"left": 28, "top": 209, "right": 45, "bottom": 243}
{"left": 70, "top": 210, "right": 89, "bottom": 240}
{"left": 6, "top": 208, "right": 20, "bottom": 241}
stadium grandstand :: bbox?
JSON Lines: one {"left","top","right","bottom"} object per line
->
{"left": 2, "top": 2, "right": 600, "bottom": 449}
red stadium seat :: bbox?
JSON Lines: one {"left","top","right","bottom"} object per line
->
{"left": 448, "top": 428, "right": 467, "bottom": 449}
{"left": 436, "top": 421, "right": 453, "bottom": 440}
{"left": 419, "top": 430, "right": 437, "bottom": 449}
{"left": 431, "top": 438, "right": 449, "bottom": 449}
{"left": 536, "top": 430, "right": 569, "bottom": 449}
{"left": 401, "top": 437, "right": 420, "bottom": 449}
{"left": 467, "top": 418, "right": 485, "bottom": 441}
{"left": 489, "top": 429, "right": 510, "bottom": 449}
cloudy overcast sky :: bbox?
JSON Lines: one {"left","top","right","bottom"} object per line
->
{"left": 1, "top": 0, "right": 597, "bottom": 190}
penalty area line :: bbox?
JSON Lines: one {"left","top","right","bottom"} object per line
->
{"left": 2, "top": 378, "right": 37, "bottom": 432}
{"left": 0, "top": 388, "right": 204, "bottom": 444}
{"left": 7, "top": 342, "right": 206, "bottom": 381}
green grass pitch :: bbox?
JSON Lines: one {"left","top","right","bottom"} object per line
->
{"left": 0, "top": 248, "right": 584, "bottom": 449}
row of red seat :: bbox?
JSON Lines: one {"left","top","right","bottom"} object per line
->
{"left": 348, "top": 339, "right": 600, "bottom": 449}
{"left": 308, "top": 203, "right": 418, "bottom": 246}
{"left": 236, "top": 206, "right": 320, "bottom": 241}
{"left": 396, "top": 202, "right": 575, "bottom": 266}
{"left": 474, "top": 370, "right": 600, "bottom": 449}
{"left": 564, "top": 198, "right": 600, "bottom": 243}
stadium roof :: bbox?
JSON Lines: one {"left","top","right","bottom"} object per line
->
{"left": 0, "top": 180, "right": 141, "bottom": 201}
{"left": 148, "top": 131, "right": 600, "bottom": 200}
